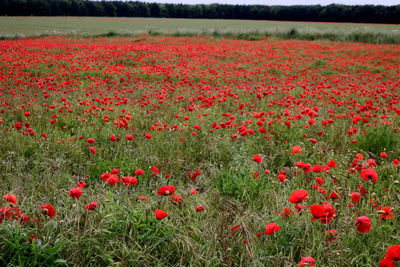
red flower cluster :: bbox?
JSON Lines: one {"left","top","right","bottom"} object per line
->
{"left": 310, "top": 202, "right": 336, "bottom": 224}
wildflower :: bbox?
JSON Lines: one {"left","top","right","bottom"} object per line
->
{"left": 89, "top": 146, "right": 97, "bottom": 154}
{"left": 171, "top": 194, "right": 183, "bottom": 203}
{"left": 138, "top": 196, "right": 150, "bottom": 201}
{"left": 190, "top": 189, "right": 199, "bottom": 195}
{"left": 381, "top": 245, "right": 400, "bottom": 266}
{"left": 360, "top": 168, "right": 378, "bottom": 184}
{"left": 379, "top": 206, "right": 394, "bottom": 220}
{"left": 3, "top": 194, "right": 17, "bottom": 204}
{"left": 134, "top": 169, "right": 144, "bottom": 176}
{"left": 154, "top": 209, "right": 169, "bottom": 220}
{"left": 85, "top": 201, "right": 99, "bottom": 211}
{"left": 109, "top": 134, "right": 117, "bottom": 142}
{"left": 380, "top": 152, "right": 389, "bottom": 158}
{"left": 264, "top": 223, "right": 281, "bottom": 235}
{"left": 69, "top": 187, "right": 82, "bottom": 200}
{"left": 291, "top": 145, "right": 302, "bottom": 154}
{"left": 40, "top": 204, "right": 56, "bottom": 218}
{"left": 253, "top": 154, "right": 262, "bottom": 163}
{"left": 350, "top": 192, "right": 361, "bottom": 202}
{"left": 299, "top": 257, "right": 316, "bottom": 267}
{"left": 157, "top": 185, "right": 176, "bottom": 196}
{"left": 288, "top": 190, "right": 308, "bottom": 204}
{"left": 310, "top": 202, "right": 335, "bottom": 224}
{"left": 195, "top": 205, "right": 205, "bottom": 212}
{"left": 77, "top": 181, "right": 87, "bottom": 188}
{"left": 121, "top": 176, "right": 138, "bottom": 186}
{"left": 231, "top": 225, "right": 241, "bottom": 231}
{"left": 106, "top": 174, "right": 118, "bottom": 186}
{"left": 356, "top": 216, "right": 372, "bottom": 233}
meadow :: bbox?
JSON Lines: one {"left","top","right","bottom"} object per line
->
{"left": 0, "top": 16, "right": 400, "bottom": 43}
{"left": 0, "top": 21, "right": 399, "bottom": 267}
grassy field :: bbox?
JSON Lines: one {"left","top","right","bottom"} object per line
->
{"left": 0, "top": 34, "right": 399, "bottom": 266}
{"left": 0, "top": 16, "right": 400, "bottom": 43}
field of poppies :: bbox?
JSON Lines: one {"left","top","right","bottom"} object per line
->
{"left": 0, "top": 35, "right": 399, "bottom": 266}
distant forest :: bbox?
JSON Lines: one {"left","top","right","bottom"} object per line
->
{"left": 1, "top": 0, "right": 399, "bottom": 24}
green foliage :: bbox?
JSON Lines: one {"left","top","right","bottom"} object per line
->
{"left": 357, "top": 127, "right": 399, "bottom": 155}
{"left": 1, "top": 16, "right": 400, "bottom": 44}
{"left": 0, "top": 225, "right": 66, "bottom": 266}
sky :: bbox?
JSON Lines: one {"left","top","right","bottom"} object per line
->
{"left": 135, "top": 0, "right": 398, "bottom": 5}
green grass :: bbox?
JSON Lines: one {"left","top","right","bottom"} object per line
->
{"left": 0, "top": 16, "right": 400, "bottom": 43}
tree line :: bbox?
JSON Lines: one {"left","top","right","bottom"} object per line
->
{"left": 1, "top": 0, "right": 399, "bottom": 24}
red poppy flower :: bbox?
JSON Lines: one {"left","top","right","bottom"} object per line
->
{"left": 188, "top": 170, "right": 201, "bottom": 181}
{"left": 309, "top": 138, "right": 317, "bottom": 144}
{"left": 299, "top": 257, "right": 316, "bottom": 267}
{"left": 3, "top": 193, "right": 17, "bottom": 204}
{"left": 253, "top": 154, "right": 262, "bottom": 163}
{"left": 151, "top": 166, "right": 160, "bottom": 174}
{"left": 195, "top": 205, "right": 205, "bottom": 212}
{"left": 145, "top": 133, "right": 152, "bottom": 139}
{"left": 69, "top": 187, "right": 82, "bottom": 200}
{"left": 85, "top": 201, "right": 99, "bottom": 211}
{"left": 106, "top": 174, "right": 119, "bottom": 186}
{"left": 385, "top": 245, "right": 400, "bottom": 261}
{"left": 125, "top": 134, "right": 134, "bottom": 141}
{"left": 89, "top": 146, "right": 97, "bottom": 154}
{"left": 316, "top": 177, "right": 325, "bottom": 185}
{"left": 14, "top": 122, "right": 22, "bottom": 130}
{"left": 356, "top": 216, "right": 372, "bottom": 233}
{"left": 367, "top": 159, "right": 377, "bottom": 167}
{"left": 190, "top": 189, "right": 199, "bottom": 195}
{"left": 134, "top": 169, "right": 144, "bottom": 176}
{"left": 311, "top": 164, "right": 324, "bottom": 172}
{"left": 0, "top": 206, "right": 28, "bottom": 223}
{"left": 379, "top": 206, "right": 394, "bottom": 220}
{"left": 154, "top": 209, "right": 169, "bottom": 220}
{"left": 380, "top": 152, "right": 389, "bottom": 158}
{"left": 157, "top": 185, "right": 176, "bottom": 196}
{"left": 295, "top": 203, "right": 307, "bottom": 212}
{"left": 77, "top": 181, "right": 87, "bottom": 188}
{"left": 327, "top": 160, "right": 337, "bottom": 168}
{"left": 138, "top": 196, "right": 150, "bottom": 201}
{"left": 111, "top": 168, "right": 120, "bottom": 174}
{"left": 109, "top": 134, "right": 117, "bottom": 142}
{"left": 350, "top": 192, "right": 361, "bottom": 202}
{"left": 121, "top": 176, "right": 138, "bottom": 186}
{"left": 86, "top": 138, "right": 95, "bottom": 144}
{"left": 380, "top": 258, "right": 395, "bottom": 267}
{"left": 288, "top": 190, "right": 308, "bottom": 204}
{"left": 171, "top": 194, "right": 183, "bottom": 203}
{"left": 40, "top": 204, "right": 56, "bottom": 218}
{"left": 327, "top": 191, "right": 340, "bottom": 201}
{"left": 277, "top": 174, "right": 287, "bottom": 182}
{"left": 310, "top": 202, "right": 335, "bottom": 224}
{"left": 360, "top": 168, "right": 378, "bottom": 184}
{"left": 264, "top": 222, "right": 281, "bottom": 235}
{"left": 100, "top": 172, "right": 110, "bottom": 181}
{"left": 291, "top": 145, "right": 302, "bottom": 154}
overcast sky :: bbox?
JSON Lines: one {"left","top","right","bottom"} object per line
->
{"left": 137, "top": 0, "right": 398, "bottom": 5}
